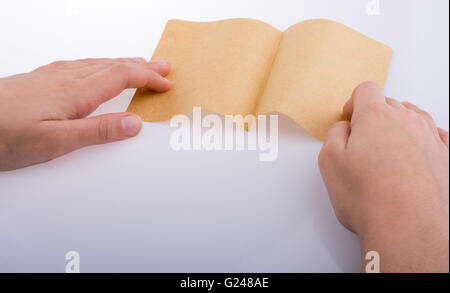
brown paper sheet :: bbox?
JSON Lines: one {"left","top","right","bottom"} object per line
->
{"left": 127, "top": 18, "right": 392, "bottom": 140}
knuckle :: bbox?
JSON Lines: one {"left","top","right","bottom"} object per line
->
{"left": 402, "top": 101, "right": 413, "bottom": 108}
{"left": 109, "top": 63, "right": 134, "bottom": 88}
{"left": 419, "top": 109, "right": 433, "bottom": 121}
{"left": 405, "top": 109, "right": 427, "bottom": 127}
{"left": 35, "top": 61, "right": 65, "bottom": 71}
{"left": 97, "top": 118, "right": 110, "bottom": 142}
{"left": 110, "top": 63, "right": 130, "bottom": 74}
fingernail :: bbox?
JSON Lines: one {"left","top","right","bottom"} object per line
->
{"left": 154, "top": 60, "right": 169, "bottom": 66}
{"left": 122, "top": 115, "right": 142, "bottom": 137}
{"left": 162, "top": 77, "right": 171, "bottom": 89}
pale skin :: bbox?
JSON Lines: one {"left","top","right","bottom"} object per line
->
{"left": 0, "top": 58, "right": 170, "bottom": 171}
{"left": 0, "top": 59, "right": 448, "bottom": 272}
{"left": 319, "top": 82, "right": 449, "bottom": 273}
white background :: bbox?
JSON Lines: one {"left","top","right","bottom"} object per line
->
{"left": 0, "top": 0, "right": 448, "bottom": 272}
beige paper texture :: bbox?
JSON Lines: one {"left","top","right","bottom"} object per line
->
{"left": 127, "top": 18, "right": 392, "bottom": 140}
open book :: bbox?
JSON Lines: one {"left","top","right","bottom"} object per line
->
{"left": 127, "top": 18, "right": 392, "bottom": 140}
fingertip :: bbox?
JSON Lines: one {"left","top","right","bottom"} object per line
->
{"left": 153, "top": 76, "right": 171, "bottom": 92}
{"left": 402, "top": 101, "right": 419, "bottom": 110}
{"left": 385, "top": 97, "right": 405, "bottom": 109}
{"left": 345, "top": 81, "right": 386, "bottom": 120}
{"left": 355, "top": 81, "right": 382, "bottom": 93}
{"left": 153, "top": 60, "right": 170, "bottom": 68}
{"left": 121, "top": 114, "right": 143, "bottom": 137}
{"left": 150, "top": 60, "right": 171, "bottom": 76}
{"left": 352, "top": 82, "right": 384, "bottom": 103}
{"left": 343, "top": 82, "right": 381, "bottom": 121}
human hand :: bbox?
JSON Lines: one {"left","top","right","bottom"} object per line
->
{"left": 0, "top": 58, "right": 171, "bottom": 171}
{"left": 319, "top": 82, "right": 449, "bottom": 272}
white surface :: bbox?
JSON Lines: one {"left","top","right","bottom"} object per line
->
{"left": 0, "top": 0, "right": 448, "bottom": 272}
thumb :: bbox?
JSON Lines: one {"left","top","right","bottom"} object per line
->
{"left": 78, "top": 113, "right": 143, "bottom": 145}
{"left": 40, "top": 113, "right": 142, "bottom": 156}
{"left": 318, "top": 121, "right": 351, "bottom": 170}
{"left": 323, "top": 121, "right": 351, "bottom": 151}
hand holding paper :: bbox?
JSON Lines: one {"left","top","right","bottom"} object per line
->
{"left": 0, "top": 58, "right": 170, "bottom": 171}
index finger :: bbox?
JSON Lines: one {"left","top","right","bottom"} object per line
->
{"left": 343, "top": 81, "right": 387, "bottom": 121}
{"left": 84, "top": 61, "right": 172, "bottom": 105}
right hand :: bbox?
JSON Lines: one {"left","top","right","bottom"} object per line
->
{"left": 318, "top": 82, "right": 449, "bottom": 272}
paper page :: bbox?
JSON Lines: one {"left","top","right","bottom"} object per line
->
{"left": 255, "top": 19, "right": 392, "bottom": 140}
{"left": 127, "top": 19, "right": 281, "bottom": 121}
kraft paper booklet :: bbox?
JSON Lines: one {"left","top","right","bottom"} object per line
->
{"left": 127, "top": 18, "right": 392, "bottom": 140}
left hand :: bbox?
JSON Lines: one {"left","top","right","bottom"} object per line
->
{"left": 0, "top": 58, "right": 171, "bottom": 171}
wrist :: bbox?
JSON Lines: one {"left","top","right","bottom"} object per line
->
{"left": 359, "top": 207, "right": 449, "bottom": 273}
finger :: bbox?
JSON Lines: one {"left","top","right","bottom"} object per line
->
{"left": 343, "top": 81, "right": 387, "bottom": 121}
{"left": 386, "top": 97, "right": 406, "bottom": 109}
{"left": 84, "top": 62, "right": 171, "bottom": 105}
{"left": 37, "top": 57, "right": 147, "bottom": 71}
{"left": 62, "top": 59, "right": 171, "bottom": 79}
{"left": 323, "top": 121, "right": 351, "bottom": 151}
{"left": 37, "top": 58, "right": 170, "bottom": 76}
{"left": 438, "top": 128, "right": 449, "bottom": 148}
{"left": 319, "top": 121, "right": 351, "bottom": 171}
{"left": 80, "top": 60, "right": 170, "bottom": 78}
{"left": 402, "top": 102, "right": 438, "bottom": 130}
{"left": 72, "top": 60, "right": 171, "bottom": 79}
{"left": 39, "top": 113, "right": 143, "bottom": 155}
{"left": 147, "top": 60, "right": 171, "bottom": 76}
